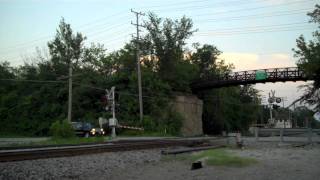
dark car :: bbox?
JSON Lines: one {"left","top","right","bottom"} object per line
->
{"left": 89, "top": 127, "right": 106, "bottom": 136}
{"left": 71, "top": 122, "right": 93, "bottom": 137}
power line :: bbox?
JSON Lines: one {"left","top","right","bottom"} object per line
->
{"left": 0, "top": 0, "right": 308, "bottom": 51}
{"left": 83, "top": 22, "right": 130, "bottom": 37}
{"left": 116, "top": 90, "right": 262, "bottom": 106}
{"left": 190, "top": 0, "right": 314, "bottom": 17}
{"left": 0, "top": 26, "right": 131, "bottom": 63}
{"left": 88, "top": 28, "right": 132, "bottom": 42}
{"left": 143, "top": 0, "right": 271, "bottom": 12}
{"left": 197, "top": 21, "right": 309, "bottom": 32}
{"left": 0, "top": 78, "right": 66, "bottom": 83}
{"left": 0, "top": 11, "right": 129, "bottom": 52}
{"left": 0, "top": 78, "right": 109, "bottom": 92}
{"left": 195, "top": 21, "right": 315, "bottom": 36}
{"left": 136, "top": 0, "right": 212, "bottom": 9}
{"left": 0, "top": 33, "right": 131, "bottom": 63}
{"left": 0, "top": 0, "right": 314, "bottom": 53}
{"left": 0, "top": 22, "right": 130, "bottom": 56}
{"left": 195, "top": 8, "right": 312, "bottom": 23}
{"left": 1, "top": 22, "right": 308, "bottom": 58}
{"left": 197, "top": 27, "right": 314, "bottom": 36}
{"left": 0, "top": 77, "right": 265, "bottom": 107}
{"left": 75, "top": 13, "right": 129, "bottom": 32}
{"left": 1, "top": 0, "right": 312, "bottom": 53}
{"left": 73, "top": 82, "right": 105, "bottom": 91}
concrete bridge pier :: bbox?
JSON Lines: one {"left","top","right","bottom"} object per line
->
{"left": 173, "top": 94, "right": 203, "bottom": 136}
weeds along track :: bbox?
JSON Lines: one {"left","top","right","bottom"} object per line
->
{"left": 0, "top": 138, "right": 225, "bottom": 162}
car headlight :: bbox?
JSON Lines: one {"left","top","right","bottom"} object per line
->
{"left": 90, "top": 128, "right": 96, "bottom": 133}
{"left": 101, "top": 128, "right": 103, "bottom": 131}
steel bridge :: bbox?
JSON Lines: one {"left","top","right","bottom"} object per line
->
{"left": 191, "top": 67, "right": 311, "bottom": 91}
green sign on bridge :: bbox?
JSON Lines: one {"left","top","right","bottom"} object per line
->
{"left": 255, "top": 70, "right": 267, "bottom": 80}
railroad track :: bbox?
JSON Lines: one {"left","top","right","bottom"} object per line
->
{"left": 0, "top": 138, "right": 225, "bottom": 162}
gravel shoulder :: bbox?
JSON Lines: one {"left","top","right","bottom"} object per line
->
{"left": 1, "top": 139, "right": 319, "bottom": 180}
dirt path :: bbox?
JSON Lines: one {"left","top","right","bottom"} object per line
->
{"left": 108, "top": 144, "right": 320, "bottom": 180}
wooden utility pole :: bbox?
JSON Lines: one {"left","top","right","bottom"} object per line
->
{"left": 131, "top": 9, "right": 145, "bottom": 122}
{"left": 67, "top": 61, "right": 72, "bottom": 122}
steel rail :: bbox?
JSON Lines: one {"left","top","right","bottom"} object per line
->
{"left": 0, "top": 139, "right": 218, "bottom": 162}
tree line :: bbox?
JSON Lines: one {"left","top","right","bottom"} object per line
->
{"left": 0, "top": 5, "right": 319, "bottom": 136}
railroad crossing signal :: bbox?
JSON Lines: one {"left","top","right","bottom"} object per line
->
{"left": 275, "top": 97, "right": 281, "bottom": 103}
{"left": 273, "top": 104, "right": 280, "bottom": 109}
{"left": 105, "top": 86, "right": 117, "bottom": 138}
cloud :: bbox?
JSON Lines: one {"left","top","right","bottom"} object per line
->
{"left": 219, "top": 52, "right": 296, "bottom": 71}
{"left": 218, "top": 53, "right": 259, "bottom": 71}
{"left": 219, "top": 52, "right": 308, "bottom": 106}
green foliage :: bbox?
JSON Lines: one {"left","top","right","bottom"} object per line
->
{"left": 201, "top": 86, "right": 260, "bottom": 134}
{"left": 141, "top": 110, "right": 183, "bottom": 136}
{"left": 191, "top": 149, "right": 257, "bottom": 167}
{"left": 50, "top": 120, "right": 75, "bottom": 138}
{"left": 293, "top": 4, "right": 320, "bottom": 110}
{"left": 192, "top": 45, "right": 260, "bottom": 134}
{"left": 4, "top": 137, "right": 105, "bottom": 148}
{"left": 142, "top": 115, "right": 157, "bottom": 131}
{"left": 44, "top": 136, "right": 104, "bottom": 145}
{"left": 48, "top": 18, "right": 86, "bottom": 66}
{"left": 0, "top": 15, "right": 262, "bottom": 137}
{"left": 292, "top": 106, "right": 320, "bottom": 128}
{"left": 191, "top": 44, "right": 222, "bottom": 78}
{"left": 165, "top": 110, "right": 183, "bottom": 135}
{"left": 143, "top": 13, "right": 196, "bottom": 88}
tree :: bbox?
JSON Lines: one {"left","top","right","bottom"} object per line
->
{"left": 47, "top": 18, "right": 86, "bottom": 122}
{"left": 293, "top": 4, "right": 320, "bottom": 110}
{"left": 143, "top": 13, "right": 196, "bottom": 88}
{"left": 292, "top": 106, "right": 320, "bottom": 128}
{"left": 0, "top": 13, "right": 263, "bottom": 136}
{"left": 48, "top": 18, "right": 86, "bottom": 66}
{"left": 191, "top": 44, "right": 221, "bottom": 78}
{"left": 191, "top": 44, "right": 259, "bottom": 134}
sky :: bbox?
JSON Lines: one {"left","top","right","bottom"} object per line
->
{"left": 0, "top": 0, "right": 318, "bottom": 107}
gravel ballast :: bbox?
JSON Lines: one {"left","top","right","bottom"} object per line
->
{"left": 1, "top": 140, "right": 320, "bottom": 180}
{"left": 0, "top": 150, "right": 161, "bottom": 180}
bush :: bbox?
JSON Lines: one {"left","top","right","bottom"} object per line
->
{"left": 50, "top": 120, "right": 75, "bottom": 138}
{"left": 142, "top": 115, "right": 157, "bottom": 131}
{"left": 163, "top": 111, "right": 183, "bottom": 136}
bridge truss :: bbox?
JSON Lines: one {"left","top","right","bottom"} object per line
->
{"left": 191, "top": 67, "right": 311, "bottom": 91}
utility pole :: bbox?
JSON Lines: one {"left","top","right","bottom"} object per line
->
{"left": 67, "top": 61, "right": 72, "bottom": 122}
{"left": 131, "top": 9, "right": 145, "bottom": 122}
{"left": 106, "top": 87, "right": 117, "bottom": 138}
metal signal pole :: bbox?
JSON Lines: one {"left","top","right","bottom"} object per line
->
{"left": 131, "top": 9, "right": 145, "bottom": 122}
{"left": 106, "top": 87, "right": 117, "bottom": 138}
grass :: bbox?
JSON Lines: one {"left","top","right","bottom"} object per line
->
{"left": 0, "top": 136, "right": 106, "bottom": 148}
{"left": 36, "top": 136, "right": 105, "bottom": 146}
{"left": 0, "top": 134, "right": 32, "bottom": 138}
{"left": 118, "top": 129, "right": 175, "bottom": 137}
{"left": 164, "top": 149, "right": 257, "bottom": 167}
{"left": 192, "top": 149, "right": 257, "bottom": 167}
